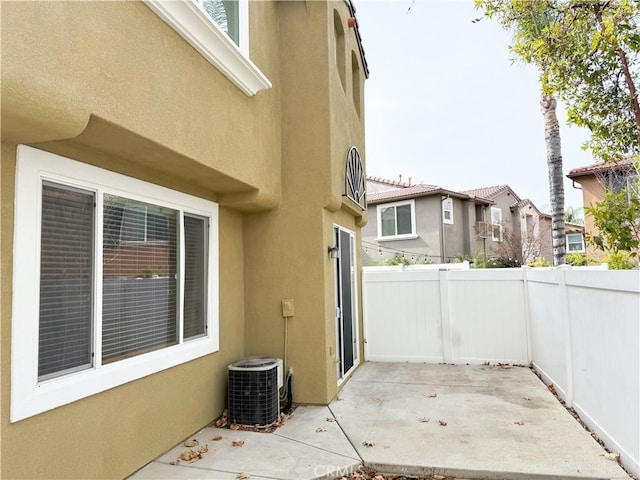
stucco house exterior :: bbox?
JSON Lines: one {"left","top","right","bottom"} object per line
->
{"left": 567, "top": 156, "right": 638, "bottom": 260}
{"left": 1, "top": 1, "right": 368, "bottom": 478}
{"left": 364, "top": 178, "right": 578, "bottom": 266}
{"left": 363, "top": 177, "right": 492, "bottom": 265}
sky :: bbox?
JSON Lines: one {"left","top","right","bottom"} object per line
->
{"left": 355, "top": 0, "right": 595, "bottom": 213}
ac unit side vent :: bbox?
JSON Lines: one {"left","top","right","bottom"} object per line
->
{"left": 228, "top": 358, "right": 279, "bottom": 427}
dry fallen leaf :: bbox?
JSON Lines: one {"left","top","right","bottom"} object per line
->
{"left": 236, "top": 473, "right": 250, "bottom": 480}
{"left": 212, "top": 435, "right": 223, "bottom": 441}
{"left": 362, "top": 440, "right": 375, "bottom": 447}
{"left": 417, "top": 416, "right": 430, "bottom": 423}
{"left": 514, "top": 420, "right": 525, "bottom": 426}
{"left": 498, "top": 363, "right": 512, "bottom": 369}
{"left": 438, "top": 420, "right": 448, "bottom": 426}
{"left": 432, "top": 475, "right": 445, "bottom": 480}
{"left": 184, "top": 439, "right": 198, "bottom": 447}
{"left": 335, "top": 396, "right": 344, "bottom": 401}
{"left": 316, "top": 427, "right": 327, "bottom": 432}
{"left": 179, "top": 445, "right": 208, "bottom": 463}
{"left": 230, "top": 423, "right": 240, "bottom": 430}
{"left": 523, "top": 396, "right": 532, "bottom": 401}
{"left": 231, "top": 439, "right": 245, "bottom": 447}
{"left": 169, "top": 460, "right": 180, "bottom": 466}
{"left": 425, "top": 393, "right": 437, "bottom": 398}
{"left": 326, "top": 417, "right": 336, "bottom": 422}
{"left": 373, "top": 476, "right": 385, "bottom": 480}
{"left": 603, "top": 452, "right": 620, "bottom": 461}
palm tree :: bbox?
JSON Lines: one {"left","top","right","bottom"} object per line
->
{"left": 540, "top": 95, "right": 566, "bottom": 265}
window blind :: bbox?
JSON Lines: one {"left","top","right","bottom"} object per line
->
{"left": 102, "top": 195, "right": 178, "bottom": 363}
{"left": 38, "top": 183, "right": 94, "bottom": 379}
{"left": 184, "top": 214, "right": 207, "bottom": 339}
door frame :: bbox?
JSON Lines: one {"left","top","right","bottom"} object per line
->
{"left": 333, "top": 224, "right": 360, "bottom": 384}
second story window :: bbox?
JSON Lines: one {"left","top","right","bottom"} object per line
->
{"left": 144, "top": 0, "right": 271, "bottom": 96}
{"left": 198, "top": 0, "right": 239, "bottom": 45}
{"left": 377, "top": 200, "right": 417, "bottom": 240}
{"left": 491, "top": 206, "right": 503, "bottom": 242}
{"left": 442, "top": 198, "right": 453, "bottom": 224}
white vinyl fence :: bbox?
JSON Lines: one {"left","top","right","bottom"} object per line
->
{"left": 362, "top": 265, "right": 640, "bottom": 477}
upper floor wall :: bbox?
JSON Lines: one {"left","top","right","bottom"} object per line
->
{"left": 1, "top": 0, "right": 367, "bottom": 215}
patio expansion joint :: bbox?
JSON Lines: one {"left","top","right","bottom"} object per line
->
{"left": 272, "top": 430, "right": 362, "bottom": 462}
{"left": 327, "top": 404, "right": 366, "bottom": 464}
{"left": 159, "top": 462, "right": 278, "bottom": 480}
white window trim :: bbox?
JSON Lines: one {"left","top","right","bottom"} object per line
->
{"left": 375, "top": 199, "right": 418, "bottom": 241}
{"left": 442, "top": 198, "right": 453, "bottom": 225}
{"left": 11, "top": 145, "right": 219, "bottom": 422}
{"left": 491, "top": 207, "right": 503, "bottom": 242}
{"left": 144, "top": 0, "right": 271, "bottom": 96}
{"left": 566, "top": 233, "right": 586, "bottom": 253}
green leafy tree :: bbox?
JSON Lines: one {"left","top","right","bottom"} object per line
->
{"left": 585, "top": 186, "right": 640, "bottom": 258}
{"left": 476, "top": 0, "right": 640, "bottom": 264}
{"left": 476, "top": 0, "right": 640, "bottom": 162}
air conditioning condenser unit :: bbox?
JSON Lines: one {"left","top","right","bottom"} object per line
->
{"left": 227, "top": 357, "right": 282, "bottom": 427}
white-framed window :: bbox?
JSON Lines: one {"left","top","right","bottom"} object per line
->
{"left": 442, "top": 198, "right": 453, "bottom": 224}
{"left": 144, "top": 0, "right": 271, "bottom": 96}
{"left": 491, "top": 206, "right": 503, "bottom": 242}
{"left": 11, "top": 146, "right": 219, "bottom": 422}
{"left": 566, "top": 233, "right": 585, "bottom": 253}
{"left": 376, "top": 200, "right": 417, "bottom": 240}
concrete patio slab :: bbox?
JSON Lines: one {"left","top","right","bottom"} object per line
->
{"left": 130, "top": 406, "right": 361, "bottom": 480}
{"left": 130, "top": 363, "right": 631, "bottom": 480}
{"left": 329, "top": 363, "right": 630, "bottom": 480}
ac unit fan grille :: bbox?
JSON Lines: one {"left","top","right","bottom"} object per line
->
{"left": 228, "top": 367, "right": 279, "bottom": 427}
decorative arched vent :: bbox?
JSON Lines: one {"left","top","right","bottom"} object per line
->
{"left": 344, "top": 146, "right": 366, "bottom": 210}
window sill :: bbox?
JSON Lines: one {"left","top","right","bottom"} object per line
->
{"left": 144, "top": 0, "right": 272, "bottom": 96}
{"left": 376, "top": 234, "right": 419, "bottom": 242}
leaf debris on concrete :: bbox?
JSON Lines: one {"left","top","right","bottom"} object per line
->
{"left": 362, "top": 440, "right": 375, "bottom": 447}
{"left": 212, "top": 434, "right": 223, "bottom": 441}
{"left": 178, "top": 444, "right": 209, "bottom": 463}
{"left": 316, "top": 426, "right": 327, "bottom": 433}
{"left": 438, "top": 420, "right": 448, "bottom": 426}
{"left": 514, "top": 420, "right": 525, "bottom": 426}
{"left": 231, "top": 439, "right": 245, "bottom": 447}
{"left": 417, "top": 416, "right": 430, "bottom": 423}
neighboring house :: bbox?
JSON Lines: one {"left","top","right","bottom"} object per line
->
{"left": 567, "top": 156, "right": 638, "bottom": 260}
{"left": 1, "top": 1, "right": 368, "bottom": 478}
{"left": 538, "top": 214, "right": 586, "bottom": 260}
{"left": 362, "top": 177, "right": 492, "bottom": 265}
{"left": 364, "top": 178, "right": 578, "bottom": 266}
{"left": 461, "top": 185, "right": 585, "bottom": 264}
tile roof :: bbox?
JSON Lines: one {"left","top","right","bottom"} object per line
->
{"left": 367, "top": 176, "right": 414, "bottom": 188}
{"left": 367, "top": 184, "right": 442, "bottom": 204}
{"left": 567, "top": 156, "right": 636, "bottom": 178}
{"left": 460, "top": 184, "right": 511, "bottom": 200}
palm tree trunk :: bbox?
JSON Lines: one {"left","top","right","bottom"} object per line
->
{"left": 540, "top": 94, "right": 566, "bottom": 266}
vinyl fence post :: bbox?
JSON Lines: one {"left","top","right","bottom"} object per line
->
{"left": 439, "top": 269, "right": 452, "bottom": 363}
{"left": 559, "top": 265, "right": 574, "bottom": 408}
{"left": 522, "top": 266, "right": 532, "bottom": 364}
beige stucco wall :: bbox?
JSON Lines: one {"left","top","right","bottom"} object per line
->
{"left": 1, "top": 143, "right": 247, "bottom": 479}
{"left": 576, "top": 176, "right": 607, "bottom": 260}
{"left": 243, "top": 1, "right": 366, "bottom": 405}
{"left": 1, "top": 1, "right": 367, "bottom": 477}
